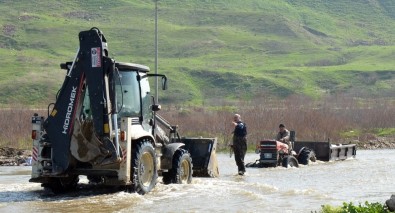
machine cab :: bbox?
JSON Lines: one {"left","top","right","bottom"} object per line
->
{"left": 80, "top": 62, "right": 150, "bottom": 130}
{"left": 115, "top": 62, "right": 153, "bottom": 132}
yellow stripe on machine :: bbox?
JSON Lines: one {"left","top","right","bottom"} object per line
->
{"left": 50, "top": 109, "right": 57, "bottom": 117}
{"left": 104, "top": 123, "right": 109, "bottom": 133}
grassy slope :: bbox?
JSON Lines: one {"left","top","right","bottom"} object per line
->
{"left": 0, "top": 0, "right": 394, "bottom": 106}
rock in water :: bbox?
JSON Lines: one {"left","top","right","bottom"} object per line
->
{"left": 386, "top": 194, "right": 395, "bottom": 212}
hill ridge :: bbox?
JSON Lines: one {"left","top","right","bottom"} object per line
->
{"left": 0, "top": 0, "right": 394, "bottom": 106}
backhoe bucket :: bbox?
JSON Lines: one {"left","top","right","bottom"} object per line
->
{"left": 181, "top": 137, "right": 219, "bottom": 177}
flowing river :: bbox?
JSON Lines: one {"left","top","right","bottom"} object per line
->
{"left": 0, "top": 149, "right": 394, "bottom": 213}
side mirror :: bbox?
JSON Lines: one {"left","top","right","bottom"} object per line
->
{"left": 161, "top": 76, "right": 168, "bottom": 90}
{"left": 146, "top": 74, "right": 168, "bottom": 90}
{"left": 152, "top": 104, "right": 161, "bottom": 112}
{"left": 149, "top": 118, "right": 154, "bottom": 126}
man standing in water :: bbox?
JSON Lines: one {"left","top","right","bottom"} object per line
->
{"left": 231, "top": 114, "right": 247, "bottom": 175}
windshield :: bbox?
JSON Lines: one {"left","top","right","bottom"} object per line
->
{"left": 116, "top": 71, "right": 141, "bottom": 118}
{"left": 80, "top": 69, "right": 152, "bottom": 132}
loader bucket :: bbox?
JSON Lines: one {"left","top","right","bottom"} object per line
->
{"left": 181, "top": 137, "right": 219, "bottom": 177}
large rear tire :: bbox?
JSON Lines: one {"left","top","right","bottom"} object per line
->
{"left": 162, "top": 149, "right": 192, "bottom": 184}
{"left": 297, "top": 148, "right": 317, "bottom": 165}
{"left": 130, "top": 140, "right": 157, "bottom": 195}
{"left": 282, "top": 156, "right": 299, "bottom": 168}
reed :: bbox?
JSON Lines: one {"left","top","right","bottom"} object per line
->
{"left": 1, "top": 95, "right": 394, "bottom": 150}
{"left": 160, "top": 95, "right": 395, "bottom": 150}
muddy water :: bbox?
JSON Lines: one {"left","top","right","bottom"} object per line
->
{"left": 0, "top": 149, "right": 394, "bottom": 213}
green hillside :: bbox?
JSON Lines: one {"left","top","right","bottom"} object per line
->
{"left": 1, "top": 0, "right": 395, "bottom": 106}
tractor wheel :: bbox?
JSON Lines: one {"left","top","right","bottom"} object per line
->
{"left": 245, "top": 162, "right": 257, "bottom": 168}
{"left": 297, "top": 148, "right": 317, "bottom": 165}
{"left": 246, "top": 160, "right": 261, "bottom": 168}
{"left": 42, "top": 175, "right": 79, "bottom": 194}
{"left": 282, "top": 156, "right": 299, "bottom": 168}
{"left": 162, "top": 149, "right": 193, "bottom": 184}
{"left": 130, "top": 140, "right": 157, "bottom": 195}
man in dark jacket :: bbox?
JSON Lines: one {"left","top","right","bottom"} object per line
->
{"left": 231, "top": 114, "right": 247, "bottom": 175}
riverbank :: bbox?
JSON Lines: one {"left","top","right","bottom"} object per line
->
{"left": 0, "top": 147, "right": 32, "bottom": 166}
{"left": 344, "top": 136, "right": 395, "bottom": 150}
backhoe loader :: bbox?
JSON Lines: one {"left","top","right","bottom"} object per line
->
{"left": 30, "top": 27, "right": 218, "bottom": 195}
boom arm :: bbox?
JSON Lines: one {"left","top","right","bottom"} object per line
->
{"left": 155, "top": 114, "right": 181, "bottom": 143}
{"left": 44, "top": 28, "right": 115, "bottom": 173}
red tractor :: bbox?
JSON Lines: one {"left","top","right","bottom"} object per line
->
{"left": 246, "top": 131, "right": 316, "bottom": 168}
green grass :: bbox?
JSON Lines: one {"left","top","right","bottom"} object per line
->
{"left": 374, "top": 128, "right": 395, "bottom": 137}
{"left": 340, "top": 129, "right": 362, "bottom": 138}
{"left": 320, "top": 201, "right": 390, "bottom": 213}
{"left": 340, "top": 128, "right": 395, "bottom": 139}
{"left": 1, "top": 0, "right": 395, "bottom": 106}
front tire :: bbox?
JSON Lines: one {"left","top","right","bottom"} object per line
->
{"left": 245, "top": 161, "right": 258, "bottom": 168}
{"left": 162, "top": 149, "right": 192, "bottom": 184}
{"left": 282, "top": 156, "right": 299, "bottom": 168}
{"left": 130, "top": 140, "right": 157, "bottom": 195}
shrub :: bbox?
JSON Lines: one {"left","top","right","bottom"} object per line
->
{"left": 319, "top": 201, "right": 390, "bottom": 213}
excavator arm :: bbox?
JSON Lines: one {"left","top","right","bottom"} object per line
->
{"left": 44, "top": 28, "right": 115, "bottom": 174}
